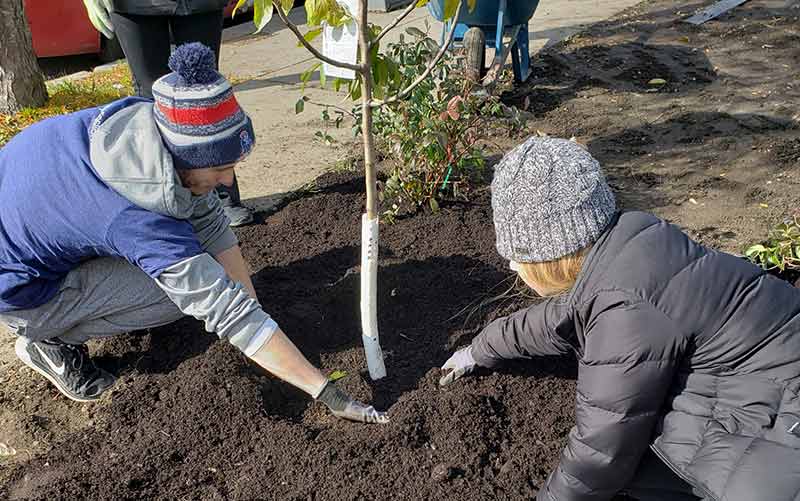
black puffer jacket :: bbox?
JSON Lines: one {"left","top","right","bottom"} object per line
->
{"left": 111, "top": 0, "right": 229, "bottom": 15}
{"left": 472, "top": 211, "right": 800, "bottom": 501}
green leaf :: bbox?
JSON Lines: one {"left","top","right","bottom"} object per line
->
{"left": 332, "top": 77, "right": 343, "bottom": 92}
{"left": 415, "top": 0, "right": 430, "bottom": 6}
{"left": 253, "top": 0, "right": 274, "bottom": 33}
{"left": 443, "top": 0, "right": 460, "bottom": 20}
{"left": 348, "top": 78, "right": 362, "bottom": 101}
{"left": 466, "top": 0, "right": 477, "bottom": 11}
{"left": 429, "top": 198, "right": 440, "bottom": 212}
{"left": 319, "top": 66, "right": 327, "bottom": 88}
{"left": 745, "top": 244, "right": 766, "bottom": 257}
{"left": 295, "top": 98, "right": 305, "bottom": 114}
{"left": 299, "top": 62, "right": 321, "bottom": 91}
{"left": 298, "top": 27, "right": 323, "bottom": 47}
{"left": 232, "top": 0, "right": 249, "bottom": 18}
{"left": 406, "top": 26, "right": 427, "bottom": 39}
{"left": 767, "top": 252, "right": 781, "bottom": 267}
{"left": 280, "top": 0, "right": 293, "bottom": 12}
{"left": 306, "top": 0, "right": 350, "bottom": 28}
{"left": 328, "top": 370, "right": 347, "bottom": 382}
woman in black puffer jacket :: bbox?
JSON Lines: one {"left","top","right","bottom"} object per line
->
{"left": 440, "top": 136, "right": 800, "bottom": 501}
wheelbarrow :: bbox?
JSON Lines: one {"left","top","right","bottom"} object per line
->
{"left": 428, "top": 0, "right": 540, "bottom": 84}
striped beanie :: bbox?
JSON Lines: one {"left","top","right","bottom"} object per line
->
{"left": 152, "top": 43, "right": 255, "bottom": 170}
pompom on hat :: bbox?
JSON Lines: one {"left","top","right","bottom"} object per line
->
{"left": 152, "top": 43, "right": 255, "bottom": 170}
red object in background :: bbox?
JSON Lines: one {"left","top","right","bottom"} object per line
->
{"left": 24, "top": 0, "right": 247, "bottom": 59}
{"left": 25, "top": 0, "right": 101, "bottom": 58}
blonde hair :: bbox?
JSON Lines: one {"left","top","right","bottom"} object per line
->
{"left": 516, "top": 246, "right": 591, "bottom": 296}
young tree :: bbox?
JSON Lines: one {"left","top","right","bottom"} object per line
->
{"left": 0, "top": 0, "right": 47, "bottom": 113}
{"left": 239, "top": 0, "right": 467, "bottom": 379}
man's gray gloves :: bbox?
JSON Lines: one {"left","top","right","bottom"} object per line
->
{"left": 316, "top": 382, "right": 389, "bottom": 424}
{"left": 439, "top": 346, "right": 478, "bottom": 386}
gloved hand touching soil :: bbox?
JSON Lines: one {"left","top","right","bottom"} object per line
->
{"left": 316, "top": 381, "right": 389, "bottom": 424}
{"left": 439, "top": 346, "right": 478, "bottom": 386}
{"left": 248, "top": 326, "right": 389, "bottom": 424}
{"left": 82, "top": 0, "right": 114, "bottom": 39}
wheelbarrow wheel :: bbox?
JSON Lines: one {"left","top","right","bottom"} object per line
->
{"left": 463, "top": 27, "right": 486, "bottom": 83}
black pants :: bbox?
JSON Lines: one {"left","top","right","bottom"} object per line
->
{"left": 111, "top": 10, "right": 241, "bottom": 204}
{"left": 110, "top": 10, "right": 224, "bottom": 99}
{"left": 624, "top": 451, "right": 700, "bottom": 501}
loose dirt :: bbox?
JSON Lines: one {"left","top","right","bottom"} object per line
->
{"left": 2, "top": 0, "right": 799, "bottom": 499}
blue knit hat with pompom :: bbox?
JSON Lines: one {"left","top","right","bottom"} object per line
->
{"left": 152, "top": 43, "right": 255, "bottom": 169}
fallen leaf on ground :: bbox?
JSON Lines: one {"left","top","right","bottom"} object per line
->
{"left": 648, "top": 78, "right": 668, "bottom": 86}
{"left": 328, "top": 370, "right": 347, "bottom": 382}
{"left": 0, "top": 443, "right": 17, "bottom": 456}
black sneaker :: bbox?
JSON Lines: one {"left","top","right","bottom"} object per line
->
{"left": 15, "top": 338, "right": 116, "bottom": 402}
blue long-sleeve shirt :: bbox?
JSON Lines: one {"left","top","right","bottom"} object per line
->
{"left": 0, "top": 98, "right": 202, "bottom": 312}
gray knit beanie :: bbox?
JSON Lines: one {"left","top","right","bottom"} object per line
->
{"left": 491, "top": 136, "right": 616, "bottom": 263}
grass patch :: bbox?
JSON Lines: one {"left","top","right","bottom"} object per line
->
{"left": 0, "top": 64, "right": 134, "bottom": 147}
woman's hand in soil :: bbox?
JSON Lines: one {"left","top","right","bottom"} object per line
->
{"left": 439, "top": 346, "right": 478, "bottom": 386}
{"left": 316, "top": 382, "right": 390, "bottom": 424}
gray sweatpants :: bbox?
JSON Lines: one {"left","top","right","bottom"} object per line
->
{"left": 0, "top": 258, "right": 184, "bottom": 344}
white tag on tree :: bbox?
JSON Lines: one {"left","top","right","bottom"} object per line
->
{"left": 322, "top": 0, "right": 358, "bottom": 80}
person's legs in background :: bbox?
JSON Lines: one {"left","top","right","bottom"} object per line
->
{"left": 2, "top": 258, "right": 184, "bottom": 402}
{"left": 111, "top": 10, "right": 253, "bottom": 226}
{"left": 108, "top": 12, "right": 170, "bottom": 99}
{"left": 170, "top": 10, "right": 253, "bottom": 226}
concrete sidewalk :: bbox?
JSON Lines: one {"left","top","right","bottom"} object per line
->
{"left": 220, "top": 0, "right": 643, "bottom": 207}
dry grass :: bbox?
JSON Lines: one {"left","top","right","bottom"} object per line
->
{"left": 0, "top": 64, "right": 134, "bottom": 147}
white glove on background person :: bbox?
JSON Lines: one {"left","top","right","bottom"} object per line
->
{"left": 82, "top": 0, "right": 114, "bottom": 39}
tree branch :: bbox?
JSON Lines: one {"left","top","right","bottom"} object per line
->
{"left": 306, "top": 99, "right": 358, "bottom": 118}
{"left": 368, "top": 1, "right": 463, "bottom": 108}
{"left": 274, "top": 4, "right": 363, "bottom": 72}
{"left": 371, "top": 0, "right": 418, "bottom": 49}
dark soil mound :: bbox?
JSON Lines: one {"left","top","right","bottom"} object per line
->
{"left": 4, "top": 0, "right": 800, "bottom": 498}
{"left": 3, "top": 171, "right": 579, "bottom": 500}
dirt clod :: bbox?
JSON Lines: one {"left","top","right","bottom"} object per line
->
{"left": 431, "top": 463, "right": 457, "bottom": 482}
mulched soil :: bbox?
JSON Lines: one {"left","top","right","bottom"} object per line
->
{"left": 2, "top": 0, "right": 799, "bottom": 499}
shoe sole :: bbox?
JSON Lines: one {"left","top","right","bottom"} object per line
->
{"left": 15, "top": 338, "right": 101, "bottom": 403}
{"left": 228, "top": 215, "right": 254, "bottom": 227}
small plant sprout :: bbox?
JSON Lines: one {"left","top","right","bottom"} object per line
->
{"left": 745, "top": 213, "right": 800, "bottom": 272}
{"left": 238, "top": 0, "right": 474, "bottom": 380}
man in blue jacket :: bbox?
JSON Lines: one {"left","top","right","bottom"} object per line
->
{"left": 0, "top": 43, "right": 386, "bottom": 424}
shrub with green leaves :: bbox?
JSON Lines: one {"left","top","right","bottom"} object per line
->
{"left": 371, "top": 28, "right": 519, "bottom": 220}
{"left": 299, "top": 26, "right": 520, "bottom": 221}
{"left": 745, "top": 214, "right": 800, "bottom": 272}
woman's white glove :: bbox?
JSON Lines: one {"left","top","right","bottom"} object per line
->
{"left": 439, "top": 346, "right": 478, "bottom": 386}
{"left": 82, "top": 0, "right": 114, "bottom": 39}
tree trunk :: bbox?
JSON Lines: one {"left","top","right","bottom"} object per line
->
{"left": 357, "top": 0, "right": 386, "bottom": 380}
{"left": 0, "top": 0, "right": 47, "bottom": 113}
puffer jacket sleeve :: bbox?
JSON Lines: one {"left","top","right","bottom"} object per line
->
{"left": 470, "top": 296, "right": 574, "bottom": 368}
{"left": 538, "top": 296, "right": 684, "bottom": 501}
